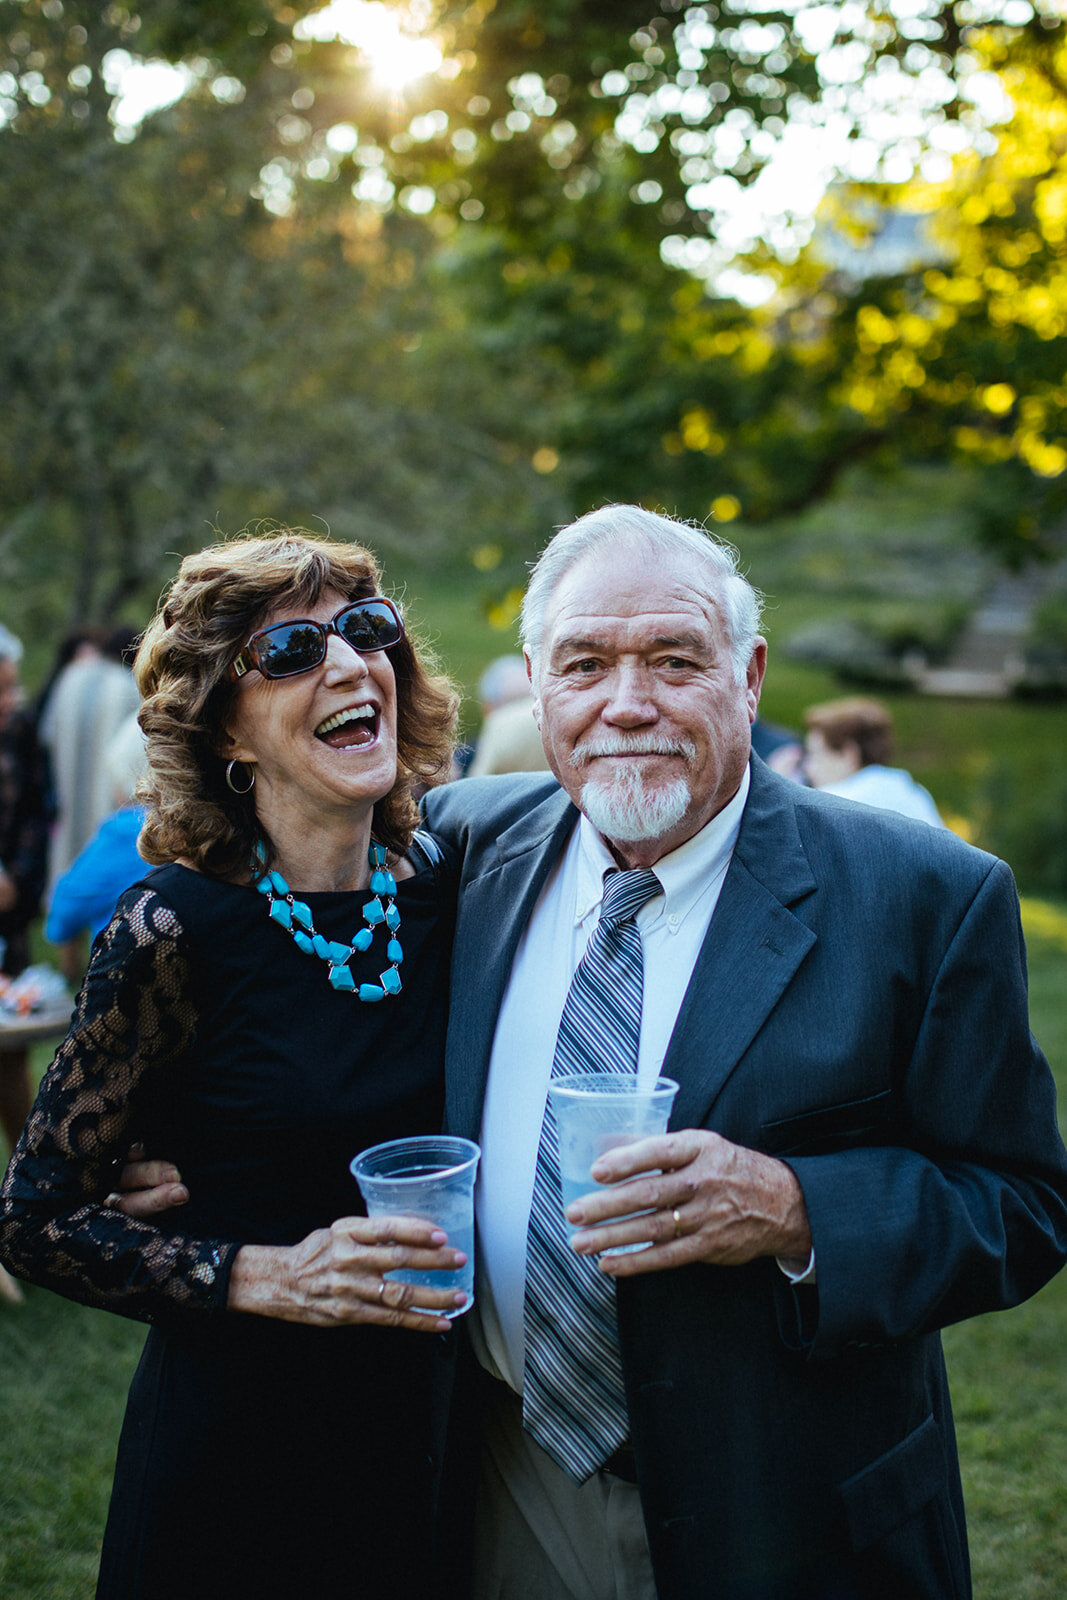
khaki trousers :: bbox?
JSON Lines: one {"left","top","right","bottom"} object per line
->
{"left": 472, "top": 1385, "right": 658, "bottom": 1600}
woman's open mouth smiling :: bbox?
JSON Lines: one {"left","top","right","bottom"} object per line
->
{"left": 314, "top": 704, "right": 379, "bottom": 750}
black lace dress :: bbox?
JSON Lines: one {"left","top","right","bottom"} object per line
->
{"left": 0, "top": 853, "right": 454, "bottom": 1600}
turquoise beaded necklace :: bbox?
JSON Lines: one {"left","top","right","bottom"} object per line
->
{"left": 251, "top": 839, "right": 403, "bottom": 1001}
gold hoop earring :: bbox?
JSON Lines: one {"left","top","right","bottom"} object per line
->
{"left": 225, "top": 759, "right": 255, "bottom": 795}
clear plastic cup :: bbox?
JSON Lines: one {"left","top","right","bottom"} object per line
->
{"left": 350, "top": 1135, "right": 480, "bottom": 1316}
{"left": 549, "top": 1074, "right": 679, "bottom": 1254}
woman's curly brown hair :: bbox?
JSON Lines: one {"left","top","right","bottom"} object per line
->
{"left": 135, "top": 530, "right": 458, "bottom": 878}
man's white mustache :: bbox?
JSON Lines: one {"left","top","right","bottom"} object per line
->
{"left": 569, "top": 736, "right": 697, "bottom": 768}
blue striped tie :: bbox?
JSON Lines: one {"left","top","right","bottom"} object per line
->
{"left": 523, "top": 867, "right": 661, "bottom": 1481}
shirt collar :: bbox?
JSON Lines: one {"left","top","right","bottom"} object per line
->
{"left": 575, "top": 763, "right": 751, "bottom": 930}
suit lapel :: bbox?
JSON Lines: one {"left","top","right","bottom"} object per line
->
{"left": 446, "top": 761, "right": 818, "bottom": 1137}
{"left": 665, "top": 762, "right": 818, "bottom": 1129}
{"left": 445, "top": 788, "right": 578, "bottom": 1139}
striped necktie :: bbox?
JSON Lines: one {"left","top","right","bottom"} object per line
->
{"left": 522, "top": 866, "right": 661, "bottom": 1481}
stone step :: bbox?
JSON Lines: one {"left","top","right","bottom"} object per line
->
{"left": 947, "top": 631, "right": 1026, "bottom": 673}
{"left": 921, "top": 558, "right": 1062, "bottom": 695}
{"left": 918, "top": 667, "right": 1012, "bottom": 698}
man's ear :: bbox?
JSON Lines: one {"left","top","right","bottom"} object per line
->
{"left": 523, "top": 648, "right": 542, "bottom": 728}
{"left": 746, "top": 638, "right": 768, "bottom": 722}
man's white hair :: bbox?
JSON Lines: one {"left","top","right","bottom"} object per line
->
{"left": 520, "top": 504, "right": 762, "bottom": 688}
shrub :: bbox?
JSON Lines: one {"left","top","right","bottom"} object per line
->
{"left": 1017, "top": 592, "right": 1067, "bottom": 697}
{"left": 1031, "top": 591, "right": 1067, "bottom": 655}
{"left": 975, "top": 762, "right": 1067, "bottom": 896}
{"left": 782, "top": 601, "right": 967, "bottom": 688}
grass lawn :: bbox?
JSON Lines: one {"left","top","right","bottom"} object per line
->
{"left": 0, "top": 1293, "right": 144, "bottom": 1599}
{"left": 1, "top": 919, "right": 1064, "bottom": 1597}
{"left": 944, "top": 921, "right": 1067, "bottom": 1597}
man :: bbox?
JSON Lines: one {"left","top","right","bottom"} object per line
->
{"left": 802, "top": 695, "right": 944, "bottom": 827}
{"left": 421, "top": 504, "right": 1067, "bottom": 1599}
{"left": 122, "top": 505, "right": 1067, "bottom": 1599}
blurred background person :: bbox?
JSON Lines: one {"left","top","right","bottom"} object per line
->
{"left": 467, "top": 691, "right": 550, "bottom": 778}
{"left": 803, "top": 695, "right": 945, "bottom": 826}
{"left": 0, "top": 622, "right": 52, "bottom": 1158}
{"left": 465, "top": 652, "right": 549, "bottom": 778}
{"left": 38, "top": 623, "right": 140, "bottom": 976}
{"left": 31, "top": 626, "right": 106, "bottom": 729}
{"left": 751, "top": 714, "right": 805, "bottom": 782}
{"left": 454, "top": 652, "right": 546, "bottom": 778}
{"left": 474, "top": 653, "right": 530, "bottom": 720}
{"left": 45, "top": 711, "right": 148, "bottom": 953}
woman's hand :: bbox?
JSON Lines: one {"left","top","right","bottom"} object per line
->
{"left": 227, "top": 1216, "right": 468, "bottom": 1331}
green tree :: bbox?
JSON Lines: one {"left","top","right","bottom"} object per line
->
{"left": 0, "top": 1, "right": 567, "bottom": 638}
{"left": 4, "top": 0, "right": 1064, "bottom": 643}
{"left": 325, "top": 0, "right": 1066, "bottom": 561}
{"left": 717, "top": 12, "right": 1067, "bottom": 562}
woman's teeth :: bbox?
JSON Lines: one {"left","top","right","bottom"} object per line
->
{"left": 315, "top": 706, "right": 376, "bottom": 747}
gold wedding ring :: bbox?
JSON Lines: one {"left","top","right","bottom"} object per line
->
{"left": 672, "top": 1208, "right": 683, "bottom": 1239}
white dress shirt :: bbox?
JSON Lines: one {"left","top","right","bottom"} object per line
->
{"left": 819, "top": 765, "right": 945, "bottom": 828}
{"left": 472, "top": 768, "right": 750, "bottom": 1392}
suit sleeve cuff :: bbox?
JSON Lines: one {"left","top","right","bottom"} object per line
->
{"left": 776, "top": 1246, "right": 816, "bottom": 1285}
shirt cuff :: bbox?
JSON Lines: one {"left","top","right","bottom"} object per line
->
{"left": 776, "top": 1247, "right": 816, "bottom": 1285}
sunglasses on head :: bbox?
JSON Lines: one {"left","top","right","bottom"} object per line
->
{"left": 230, "top": 597, "right": 404, "bottom": 681}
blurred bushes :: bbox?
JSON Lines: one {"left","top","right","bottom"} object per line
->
{"left": 782, "top": 601, "right": 969, "bottom": 688}
{"left": 1018, "top": 593, "right": 1067, "bottom": 697}
{"left": 976, "top": 762, "right": 1067, "bottom": 897}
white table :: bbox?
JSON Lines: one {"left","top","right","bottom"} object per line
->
{"left": 0, "top": 1005, "right": 74, "bottom": 1052}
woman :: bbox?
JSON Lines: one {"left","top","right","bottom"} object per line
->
{"left": 0, "top": 532, "right": 464, "bottom": 1599}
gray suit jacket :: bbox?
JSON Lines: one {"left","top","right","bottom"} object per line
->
{"left": 424, "top": 757, "right": 1067, "bottom": 1599}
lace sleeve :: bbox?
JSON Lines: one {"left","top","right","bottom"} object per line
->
{"left": 0, "top": 886, "right": 239, "bottom": 1323}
